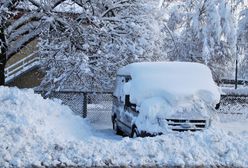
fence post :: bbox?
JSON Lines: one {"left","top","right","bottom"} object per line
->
{"left": 83, "top": 92, "right": 87, "bottom": 118}
{"left": 235, "top": 59, "right": 238, "bottom": 89}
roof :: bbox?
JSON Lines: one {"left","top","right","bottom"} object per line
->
{"left": 17, "top": 0, "right": 84, "bottom": 13}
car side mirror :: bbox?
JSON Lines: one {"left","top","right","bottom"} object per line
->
{"left": 215, "top": 102, "right": 220, "bottom": 110}
{"left": 125, "top": 95, "right": 131, "bottom": 107}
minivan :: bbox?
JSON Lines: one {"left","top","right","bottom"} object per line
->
{"left": 112, "top": 62, "right": 220, "bottom": 137}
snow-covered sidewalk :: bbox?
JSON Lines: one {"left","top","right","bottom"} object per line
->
{"left": 0, "top": 87, "right": 247, "bottom": 167}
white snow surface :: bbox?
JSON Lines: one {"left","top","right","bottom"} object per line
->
{"left": 116, "top": 62, "right": 220, "bottom": 106}
{"left": 0, "top": 86, "right": 248, "bottom": 167}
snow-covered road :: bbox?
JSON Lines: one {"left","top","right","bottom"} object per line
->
{"left": 88, "top": 111, "right": 248, "bottom": 139}
{"left": 90, "top": 124, "right": 123, "bottom": 141}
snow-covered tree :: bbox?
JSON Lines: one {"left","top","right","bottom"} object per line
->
{"left": 166, "top": 0, "right": 239, "bottom": 82}
{"left": 38, "top": 0, "right": 167, "bottom": 92}
{"left": 0, "top": 0, "right": 19, "bottom": 85}
{"left": 237, "top": 1, "right": 248, "bottom": 80}
{"left": 0, "top": 0, "right": 76, "bottom": 85}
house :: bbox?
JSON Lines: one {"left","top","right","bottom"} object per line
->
{"left": 4, "top": 0, "right": 84, "bottom": 88}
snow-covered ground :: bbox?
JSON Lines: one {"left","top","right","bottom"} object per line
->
{"left": 0, "top": 86, "right": 248, "bottom": 167}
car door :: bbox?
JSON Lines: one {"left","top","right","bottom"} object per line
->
{"left": 113, "top": 76, "right": 130, "bottom": 133}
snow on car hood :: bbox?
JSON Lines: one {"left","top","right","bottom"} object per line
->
{"left": 116, "top": 62, "right": 220, "bottom": 107}
{"left": 138, "top": 97, "right": 211, "bottom": 119}
{"left": 133, "top": 96, "right": 211, "bottom": 133}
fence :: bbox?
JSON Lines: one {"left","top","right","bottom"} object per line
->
{"left": 35, "top": 90, "right": 113, "bottom": 124}
{"left": 219, "top": 79, "right": 248, "bottom": 89}
{"left": 34, "top": 90, "right": 248, "bottom": 125}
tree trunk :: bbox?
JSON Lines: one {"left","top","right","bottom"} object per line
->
{"left": 0, "top": 60, "right": 6, "bottom": 86}
{"left": 0, "top": 27, "right": 7, "bottom": 86}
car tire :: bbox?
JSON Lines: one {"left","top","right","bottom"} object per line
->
{"left": 130, "top": 127, "right": 140, "bottom": 138}
{"left": 113, "top": 118, "right": 123, "bottom": 135}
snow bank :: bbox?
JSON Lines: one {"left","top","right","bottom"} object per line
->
{"left": 0, "top": 87, "right": 92, "bottom": 140}
{"left": 0, "top": 86, "right": 92, "bottom": 167}
{"left": 117, "top": 62, "right": 220, "bottom": 106}
{"left": 30, "top": 126, "right": 247, "bottom": 167}
{"left": 0, "top": 87, "right": 247, "bottom": 167}
{"left": 93, "top": 126, "right": 248, "bottom": 167}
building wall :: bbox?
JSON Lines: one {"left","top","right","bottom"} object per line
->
{"left": 6, "top": 39, "right": 42, "bottom": 88}
{"left": 7, "top": 68, "right": 44, "bottom": 88}
{"left": 6, "top": 39, "right": 38, "bottom": 67}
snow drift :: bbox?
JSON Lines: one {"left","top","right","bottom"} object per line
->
{"left": 0, "top": 86, "right": 248, "bottom": 167}
{"left": 0, "top": 86, "right": 92, "bottom": 167}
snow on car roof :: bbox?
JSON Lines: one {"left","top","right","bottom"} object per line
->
{"left": 116, "top": 61, "right": 220, "bottom": 106}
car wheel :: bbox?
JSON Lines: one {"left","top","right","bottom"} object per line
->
{"left": 130, "top": 127, "right": 140, "bottom": 138}
{"left": 113, "top": 118, "right": 123, "bottom": 135}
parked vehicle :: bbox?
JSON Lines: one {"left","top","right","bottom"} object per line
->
{"left": 112, "top": 62, "right": 220, "bottom": 137}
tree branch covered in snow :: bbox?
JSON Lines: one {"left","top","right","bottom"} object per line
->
{"left": 161, "top": 0, "right": 247, "bottom": 81}
{"left": 38, "top": 0, "right": 167, "bottom": 92}
{"left": 165, "top": 0, "right": 241, "bottom": 81}
{"left": 0, "top": 0, "right": 83, "bottom": 85}
{"left": 1, "top": 0, "right": 248, "bottom": 88}
{"left": 237, "top": 0, "right": 248, "bottom": 80}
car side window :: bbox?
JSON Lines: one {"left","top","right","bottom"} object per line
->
{"left": 114, "top": 75, "right": 132, "bottom": 104}
{"left": 115, "top": 76, "right": 125, "bottom": 103}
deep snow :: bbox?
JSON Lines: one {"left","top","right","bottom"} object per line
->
{"left": 0, "top": 86, "right": 248, "bottom": 167}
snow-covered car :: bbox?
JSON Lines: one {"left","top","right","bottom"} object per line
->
{"left": 112, "top": 62, "right": 220, "bottom": 137}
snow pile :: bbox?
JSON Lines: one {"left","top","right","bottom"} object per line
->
{"left": 29, "top": 126, "right": 248, "bottom": 167}
{"left": 117, "top": 62, "right": 220, "bottom": 106}
{"left": 94, "top": 126, "right": 248, "bottom": 167}
{"left": 0, "top": 86, "right": 248, "bottom": 167}
{"left": 0, "top": 86, "right": 92, "bottom": 167}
